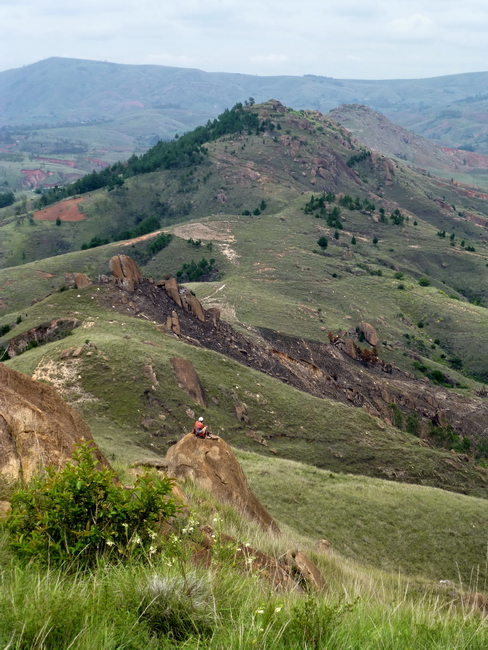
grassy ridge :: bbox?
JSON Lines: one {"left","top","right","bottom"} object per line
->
{"left": 4, "top": 286, "right": 488, "bottom": 499}
{"left": 237, "top": 449, "right": 488, "bottom": 587}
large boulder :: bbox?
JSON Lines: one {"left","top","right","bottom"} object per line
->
{"left": 109, "top": 254, "right": 142, "bottom": 289}
{"left": 359, "top": 322, "right": 379, "bottom": 346}
{"left": 165, "top": 434, "right": 280, "bottom": 534}
{"left": 0, "top": 363, "right": 107, "bottom": 482}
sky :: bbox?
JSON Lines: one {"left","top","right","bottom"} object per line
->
{"left": 0, "top": 0, "right": 486, "bottom": 80}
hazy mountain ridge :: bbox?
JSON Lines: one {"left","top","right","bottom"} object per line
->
{"left": 2, "top": 57, "right": 488, "bottom": 148}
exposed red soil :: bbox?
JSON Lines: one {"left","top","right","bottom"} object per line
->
{"left": 36, "top": 158, "right": 77, "bottom": 167}
{"left": 33, "top": 197, "right": 86, "bottom": 222}
{"left": 442, "top": 147, "right": 488, "bottom": 169}
{"left": 21, "top": 169, "right": 54, "bottom": 188}
{"left": 34, "top": 270, "right": 55, "bottom": 279}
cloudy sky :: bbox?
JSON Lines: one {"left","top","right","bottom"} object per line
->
{"left": 0, "top": 0, "right": 486, "bottom": 80}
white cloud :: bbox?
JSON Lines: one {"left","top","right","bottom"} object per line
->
{"left": 0, "top": 0, "right": 487, "bottom": 79}
{"left": 388, "top": 13, "right": 434, "bottom": 39}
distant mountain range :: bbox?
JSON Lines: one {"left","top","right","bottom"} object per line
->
{"left": 2, "top": 57, "right": 488, "bottom": 152}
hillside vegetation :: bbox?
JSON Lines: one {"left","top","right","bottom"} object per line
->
{"left": 1, "top": 99, "right": 488, "bottom": 645}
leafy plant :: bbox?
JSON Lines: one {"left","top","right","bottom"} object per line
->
{"left": 285, "top": 595, "right": 357, "bottom": 649}
{"left": 6, "top": 443, "right": 178, "bottom": 566}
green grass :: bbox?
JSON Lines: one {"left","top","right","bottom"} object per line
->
{"left": 236, "top": 449, "right": 488, "bottom": 587}
{"left": 1, "top": 478, "right": 487, "bottom": 649}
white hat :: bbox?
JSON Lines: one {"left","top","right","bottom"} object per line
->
{"left": 198, "top": 416, "right": 204, "bottom": 422}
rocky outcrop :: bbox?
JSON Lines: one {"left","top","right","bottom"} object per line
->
{"left": 160, "top": 277, "right": 182, "bottom": 307}
{"left": 170, "top": 357, "right": 205, "bottom": 406}
{"left": 109, "top": 254, "right": 142, "bottom": 290}
{"left": 165, "top": 434, "right": 280, "bottom": 534}
{"left": 74, "top": 273, "right": 92, "bottom": 289}
{"left": 371, "top": 152, "right": 395, "bottom": 185}
{"left": 4, "top": 319, "right": 80, "bottom": 358}
{"left": 166, "top": 310, "right": 181, "bottom": 335}
{"left": 157, "top": 279, "right": 205, "bottom": 322}
{"left": 194, "top": 523, "right": 325, "bottom": 591}
{"left": 181, "top": 290, "right": 205, "bottom": 322}
{"left": 98, "top": 273, "right": 488, "bottom": 462}
{"left": 64, "top": 273, "right": 91, "bottom": 289}
{"left": 0, "top": 364, "right": 107, "bottom": 482}
{"left": 284, "top": 549, "right": 326, "bottom": 591}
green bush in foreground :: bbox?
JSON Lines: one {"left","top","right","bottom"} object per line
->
{"left": 5, "top": 443, "right": 177, "bottom": 566}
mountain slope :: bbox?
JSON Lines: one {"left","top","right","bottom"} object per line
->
{"left": 327, "top": 104, "right": 488, "bottom": 172}
{"left": 3, "top": 101, "right": 488, "bottom": 477}
{"left": 3, "top": 59, "right": 488, "bottom": 127}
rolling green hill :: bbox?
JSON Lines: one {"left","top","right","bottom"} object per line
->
{"left": 2, "top": 100, "right": 488, "bottom": 596}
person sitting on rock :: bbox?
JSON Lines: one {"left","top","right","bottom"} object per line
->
{"left": 193, "top": 416, "right": 207, "bottom": 438}
{"left": 192, "top": 416, "right": 218, "bottom": 439}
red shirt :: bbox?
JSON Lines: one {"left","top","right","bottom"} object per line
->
{"left": 193, "top": 420, "right": 205, "bottom": 435}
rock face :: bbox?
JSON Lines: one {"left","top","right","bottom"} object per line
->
{"left": 5, "top": 319, "right": 80, "bottom": 358}
{"left": 0, "top": 363, "right": 107, "bottom": 482}
{"left": 109, "top": 254, "right": 142, "bottom": 289}
{"left": 170, "top": 357, "right": 205, "bottom": 406}
{"left": 165, "top": 433, "right": 280, "bottom": 534}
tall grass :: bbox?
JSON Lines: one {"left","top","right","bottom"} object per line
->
{"left": 1, "top": 540, "right": 486, "bottom": 649}
{"left": 1, "top": 493, "right": 487, "bottom": 650}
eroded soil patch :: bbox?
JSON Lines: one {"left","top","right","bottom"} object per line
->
{"left": 33, "top": 197, "right": 86, "bottom": 222}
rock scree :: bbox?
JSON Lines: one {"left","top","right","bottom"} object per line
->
{"left": 0, "top": 363, "right": 108, "bottom": 482}
{"left": 164, "top": 433, "right": 280, "bottom": 534}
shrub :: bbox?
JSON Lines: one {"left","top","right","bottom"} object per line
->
{"left": 389, "top": 403, "right": 403, "bottom": 429}
{"left": 418, "top": 277, "right": 430, "bottom": 287}
{"left": 448, "top": 356, "right": 463, "bottom": 370}
{"left": 139, "top": 572, "right": 215, "bottom": 640}
{"left": 6, "top": 443, "right": 178, "bottom": 566}
{"left": 317, "top": 236, "right": 328, "bottom": 251}
{"left": 406, "top": 414, "right": 420, "bottom": 436}
{"left": 285, "top": 595, "right": 356, "bottom": 649}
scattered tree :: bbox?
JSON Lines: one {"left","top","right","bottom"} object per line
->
{"left": 317, "top": 236, "right": 328, "bottom": 251}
